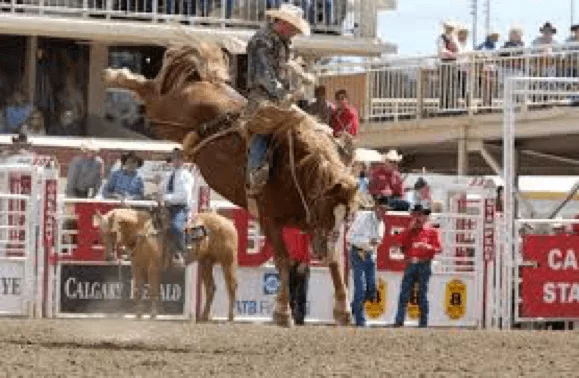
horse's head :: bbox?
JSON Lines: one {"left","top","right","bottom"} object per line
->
{"left": 95, "top": 210, "right": 122, "bottom": 261}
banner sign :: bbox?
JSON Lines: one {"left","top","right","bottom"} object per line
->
{"left": 58, "top": 263, "right": 186, "bottom": 316}
{"left": 521, "top": 235, "right": 579, "bottom": 319}
{"left": 0, "top": 261, "right": 27, "bottom": 315}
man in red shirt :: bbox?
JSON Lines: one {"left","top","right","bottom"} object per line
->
{"left": 330, "top": 89, "right": 359, "bottom": 137}
{"left": 391, "top": 204, "right": 442, "bottom": 327}
{"left": 368, "top": 150, "right": 410, "bottom": 211}
{"left": 286, "top": 228, "right": 311, "bottom": 325}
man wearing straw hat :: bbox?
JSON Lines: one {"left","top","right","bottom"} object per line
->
{"left": 346, "top": 193, "right": 386, "bottom": 327}
{"left": 368, "top": 149, "right": 410, "bottom": 211}
{"left": 244, "top": 3, "right": 311, "bottom": 198}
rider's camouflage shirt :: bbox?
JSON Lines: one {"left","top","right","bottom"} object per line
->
{"left": 246, "top": 23, "right": 291, "bottom": 101}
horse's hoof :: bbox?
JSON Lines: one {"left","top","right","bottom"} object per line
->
{"left": 333, "top": 309, "right": 351, "bottom": 326}
{"left": 273, "top": 310, "right": 293, "bottom": 327}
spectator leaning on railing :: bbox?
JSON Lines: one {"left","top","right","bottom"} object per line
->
{"left": 368, "top": 150, "right": 410, "bottom": 211}
{"left": 305, "top": 85, "right": 333, "bottom": 125}
{"left": 65, "top": 141, "right": 104, "bottom": 199}
{"left": 102, "top": 152, "right": 144, "bottom": 200}
{"left": 329, "top": 89, "right": 359, "bottom": 137}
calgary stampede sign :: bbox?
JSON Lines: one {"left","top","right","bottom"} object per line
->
{"left": 58, "top": 263, "right": 186, "bottom": 316}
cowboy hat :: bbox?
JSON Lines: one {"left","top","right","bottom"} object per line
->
{"left": 571, "top": 24, "right": 579, "bottom": 32}
{"left": 540, "top": 22, "right": 557, "bottom": 34}
{"left": 383, "top": 149, "right": 403, "bottom": 162}
{"left": 80, "top": 139, "right": 99, "bottom": 152}
{"left": 410, "top": 203, "right": 432, "bottom": 215}
{"left": 442, "top": 20, "right": 457, "bottom": 29}
{"left": 265, "top": 3, "right": 311, "bottom": 36}
{"left": 457, "top": 25, "right": 469, "bottom": 32}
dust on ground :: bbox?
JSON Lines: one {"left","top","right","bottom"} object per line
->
{"left": 0, "top": 319, "right": 577, "bottom": 377}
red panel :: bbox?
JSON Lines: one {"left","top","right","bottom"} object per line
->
{"left": 521, "top": 234, "right": 579, "bottom": 319}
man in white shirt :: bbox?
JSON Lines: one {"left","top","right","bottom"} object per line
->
{"left": 159, "top": 148, "right": 195, "bottom": 267}
{"left": 346, "top": 195, "right": 386, "bottom": 327}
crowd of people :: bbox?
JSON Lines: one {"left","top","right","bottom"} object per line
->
{"left": 435, "top": 20, "right": 579, "bottom": 111}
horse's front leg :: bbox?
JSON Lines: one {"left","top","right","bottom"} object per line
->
{"left": 328, "top": 205, "right": 351, "bottom": 326}
{"left": 102, "top": 67, "right": 155, "bottom": 101}
{"left": 148, "top": 263, "right": 161, "bottom": 319}
{"left": 263, "top": 221, "right": 292, "bottom": 327}
{"left": 133, "top": 268, "right": 145, "bottom": 319}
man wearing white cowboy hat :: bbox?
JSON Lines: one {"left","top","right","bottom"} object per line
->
{"left": 244, "top": 3, "right": 310, "bottom": 200}
{"left": 368, "top": 149, "right": 410, "bottom": 211}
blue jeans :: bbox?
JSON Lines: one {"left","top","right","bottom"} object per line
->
{"left": 350, "top": 246, "right": 377, "bottom": 327}
{"left": 169, "top": 205, "right": 189, "bottom": 253}
{"left": 395, "top": 261, "right": 432, "bottom": 327}
{"left": 248, "top": 134, "right": 272, "bottom": 171}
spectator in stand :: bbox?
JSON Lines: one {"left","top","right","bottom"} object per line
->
{"left": 2, "top": 90, "right": 33, "bottom": 134}
{"left": 566, "top": 24, "right": 579, "bottom": 47}
{"left": 533, "top": 22, "right": 558, "bottom": 46}
{"left": 391, "top": 204, "right": 442, "bottom": 328}
{"left": 476, "top": 31, "right": 500, "bottom": 51}
{"left": 288, "top": 229, "right": 310, "bottom": 326}
{"left": 456, "top": 25, "right": 471, "bottom": 104}
{"left": 368, "top": 150, "right": 410, "bottom": 211}
{"left": 329, "top": 89, "right": 359, "bottom": 137}
{"left": 306, "top": 85, "right": 333, "bottom": 125}
{"left": 102, "top": 151, "right": 144, "bottom": 200}
{"left": 437, "top": 21, "right": 459, "bottom": 110}
{"left": 502, "top": 26, "right": 525, "bottom": 51}
{"left": 21, "top": 110, "right": 46, "bottom": 136}
{"left": 65, "top": 140, "right": 104, "bottom": 199}
{"left": 158, "top": 148, "right": 195, "bottom": 268}
{"left": 346, "top": 194, "right": 386, "bottom": 327}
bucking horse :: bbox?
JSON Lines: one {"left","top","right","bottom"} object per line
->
{"left": 102, "top": 41, "right": 359, "bottom": 326}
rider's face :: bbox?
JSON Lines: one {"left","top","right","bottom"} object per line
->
{"left": 275, "top": 20, "right": 300, "bottom": 39}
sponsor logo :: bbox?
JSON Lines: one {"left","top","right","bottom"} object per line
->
{"left": 445, "top": 279, "right": 467, "bottom": 320}
{"left": 59, "top": 264, "right": 186, "bottom": 315}
{"left": 263, "top": 272, "right": 280, "bottom": 295}
{"left": 365, "top": 278, "right": 386, "bottom": 319}
{"left": 407, "top": 282, "right": 421, "bottom": 320}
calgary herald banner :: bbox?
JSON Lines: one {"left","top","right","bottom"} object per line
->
{"left": 58, "top": 263, "right": 186, "bottom": 316}
{"left": 521, "top": 235, "right": 579, "bottom": 318}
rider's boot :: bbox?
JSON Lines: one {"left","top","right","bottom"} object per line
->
{"left": 245, "top": 163, "right": 269, "bottom": 218}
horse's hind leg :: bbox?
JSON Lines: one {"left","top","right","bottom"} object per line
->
{"left": 199, "top": 259, "right": 216, "bottom": 322}
{"left": 262, "top": 221, "right": 292, "bottom": 327}
{"left": 222, "top": 260, "right": 237, "bottom": 322}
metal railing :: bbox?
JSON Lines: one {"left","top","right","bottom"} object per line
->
{"left": 315, "top": 43, "right": 579, "bottom": 122}
{"left": 0, "top": 0, "right": 355, "bottom": 34}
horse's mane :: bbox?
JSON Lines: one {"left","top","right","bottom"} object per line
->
{"left": 156, "top": 42, "right": 231, "bottom": 96}
{"left": 108, "top": 208, "right": 151, "bottom": 234}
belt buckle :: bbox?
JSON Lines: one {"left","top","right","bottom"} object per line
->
{"left": 410, "top": 257, "right": 420, "bottom": 264}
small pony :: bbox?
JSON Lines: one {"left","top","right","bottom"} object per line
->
{"left": 96, "top": 207, "right": 238, "bottom": 322}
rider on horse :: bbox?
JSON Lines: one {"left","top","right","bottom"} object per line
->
{"left": 158, "top": 148, "right": 195, "bottom": 267}
{"left": 244, "top": 4, "right": 311, "bottom": 207}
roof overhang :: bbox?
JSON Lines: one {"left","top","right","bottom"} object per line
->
{"left": 0, "top": 14, "right": 397, "bottom": 57}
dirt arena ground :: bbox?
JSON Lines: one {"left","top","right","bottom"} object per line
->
{"left": 0, "top": 319, "right": 577, "bottom": 377}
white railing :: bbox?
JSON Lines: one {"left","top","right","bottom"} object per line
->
{"left": 0, "top": 0, "right": 356, "bottom": 34}
{"left": 315, "top": 43, "right": 579, "bottom": 121}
